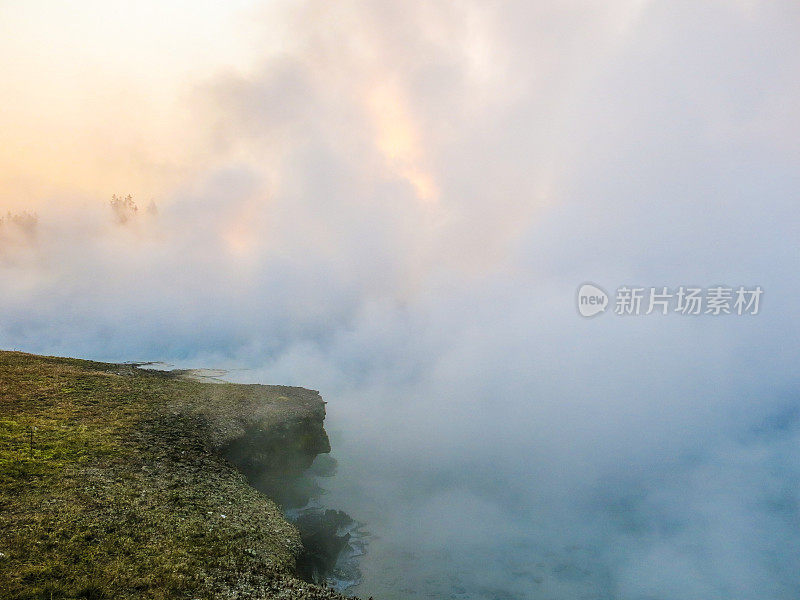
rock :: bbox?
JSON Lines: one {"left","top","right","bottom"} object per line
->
{"left": 309, "top": 455, "right": 338, "bottom": 477}
{"left": 294, "top": 510, "right": 355, "bottom": 584}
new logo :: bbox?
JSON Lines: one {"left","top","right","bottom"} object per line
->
{"left": 577, "top": 283, "right": 609, "bottom": 317}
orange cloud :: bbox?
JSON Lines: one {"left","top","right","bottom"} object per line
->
{"left": 366, "top": 81, "right": 439, "bottom": 204}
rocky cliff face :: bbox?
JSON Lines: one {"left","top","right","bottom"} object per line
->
{"left": 213, "top": 386, "right": 332, "bottom": 506}
{"left": 219, "top": 388, "right": 330, "bottom": 471}
{"left": 179, "top": 383, "right": 358, "bottom": 587}
{"left": 164, "top": 382, "right": 333, "bottom": 507}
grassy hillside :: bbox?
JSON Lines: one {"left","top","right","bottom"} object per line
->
{"left": 0, "top": 351, "right": 347, "bottom": 600}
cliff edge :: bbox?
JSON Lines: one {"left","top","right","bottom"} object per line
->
{"left": 0, "top": 350, "right": 352, "bottom": 600}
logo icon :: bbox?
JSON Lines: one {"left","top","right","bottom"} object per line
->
{"left": 577, "top": 283, "right": 608, "bottom": 318}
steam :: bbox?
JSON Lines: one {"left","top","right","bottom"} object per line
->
{"left": 1, "top": 1, "right": 799, "bottom": 598}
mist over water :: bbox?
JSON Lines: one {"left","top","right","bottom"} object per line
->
{"left": 2, "top": 1, "right": 800, "bottom": 598}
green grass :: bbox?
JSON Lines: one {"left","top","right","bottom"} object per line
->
{"left": 0, "top": 351, "right": 346, "bottom": 600}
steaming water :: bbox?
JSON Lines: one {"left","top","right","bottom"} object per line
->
{"left": 310, "top": 396, "right": 800, "bottom": 600}
{"left": 315, "top": 411, "right": 616, "bottom": 599}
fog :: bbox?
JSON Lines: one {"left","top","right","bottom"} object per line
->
{"left": 2, "top": 1, "right": 799, "bottom": 598}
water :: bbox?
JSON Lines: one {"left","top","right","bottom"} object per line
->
{"left": 316, "top": 445, "right": 614, "bottom": 600}
{"left": 311, "top": 425, "right": 575, "bottom": 599}
{"left": 308, "top": 396, "right": 800, "bottom": 600}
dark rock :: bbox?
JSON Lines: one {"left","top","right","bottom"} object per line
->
{"left": 294, "top": 510, "right": 355, "bottom": 584}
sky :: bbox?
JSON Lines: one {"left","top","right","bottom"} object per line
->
{"left": 1, "top": 1, "right": 800, "bottom": 598}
